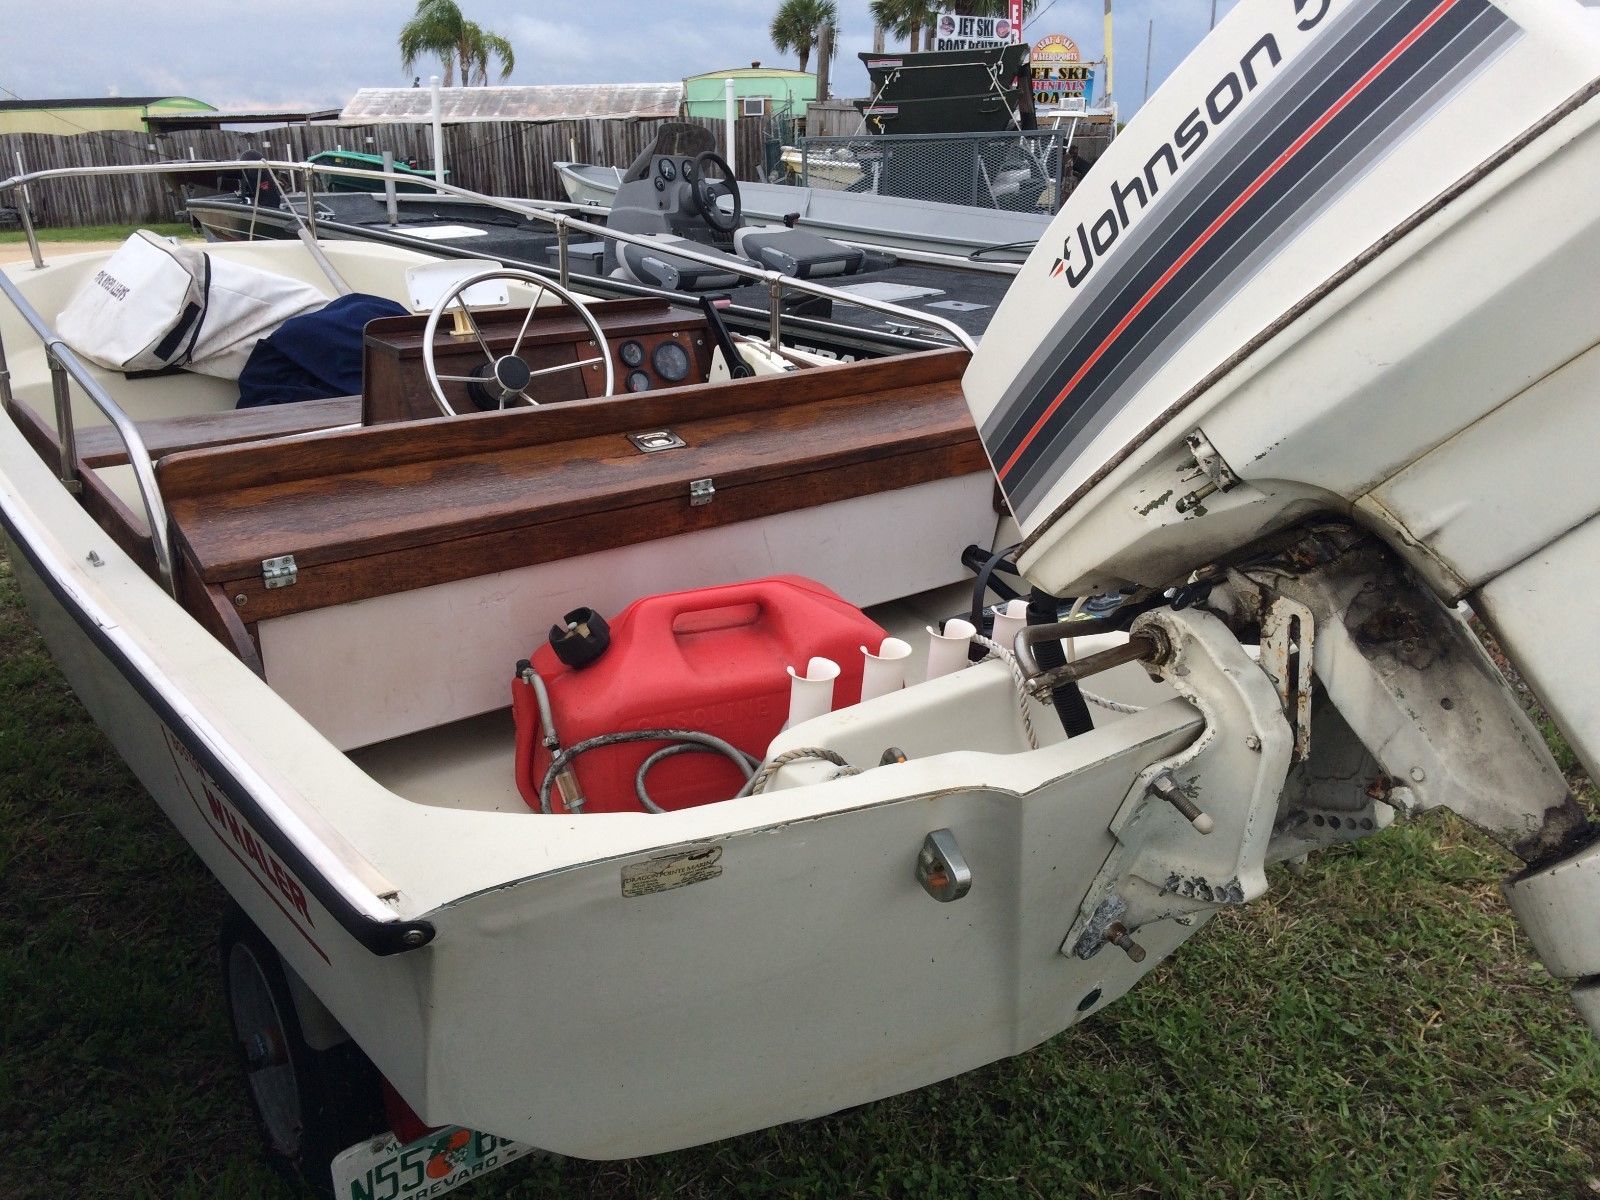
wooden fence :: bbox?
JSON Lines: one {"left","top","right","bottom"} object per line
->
{"left": 0, "top": 116, "right": 778, "bottom": 228}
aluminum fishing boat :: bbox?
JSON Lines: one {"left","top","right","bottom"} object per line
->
{"left": 189, "top": 128, "right": 1022, "bottom": 360}
{"left": 555, "top": 156, "right": 1053, "bottom": 260}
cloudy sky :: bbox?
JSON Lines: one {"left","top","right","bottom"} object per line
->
{"left": 2, "top": 0, "right": 1239, "bottom": 118}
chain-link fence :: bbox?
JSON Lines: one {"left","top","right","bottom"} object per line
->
{"left": 791, "top": 127, "right": 1111, "bottom": 215}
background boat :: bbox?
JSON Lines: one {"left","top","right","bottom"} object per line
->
{"left": 554, "top": 161, "right": 1050, "bottom": 261}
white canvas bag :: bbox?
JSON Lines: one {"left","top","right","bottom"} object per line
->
{"left": 57, "top": 231, "right": 328, "bottom": 380}
{"left": 56, "top": 231, "right": 207, "bottom": 374}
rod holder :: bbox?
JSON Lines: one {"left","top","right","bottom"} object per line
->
{"left": 860, "top": 637, "right": 912, "bottom": 702}
{"left": 989, "top": 599, "right": 1029, "bottom": 652}
{"left": 926, "top": 618, "right": 976, "bottom": 681}
{"left": 785, "top": 656, "right": 840, "bottom": 729}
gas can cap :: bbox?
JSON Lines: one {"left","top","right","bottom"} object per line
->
{"left": 549, "top": 607, "right": 611, "bottom": 669}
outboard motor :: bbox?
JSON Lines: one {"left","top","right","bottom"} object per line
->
{"left": 965, "top": 0, "right": 1600, "bottom": 1041}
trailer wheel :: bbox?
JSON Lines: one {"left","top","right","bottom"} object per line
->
{"left": 220, "top": 906, "right": 382, "bottom": 1198}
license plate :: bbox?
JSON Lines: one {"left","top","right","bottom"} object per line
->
{"left": 331, "top": 1126, "right": 535, "bottom": 1200}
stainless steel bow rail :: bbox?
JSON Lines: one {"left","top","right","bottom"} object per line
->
{"left": 0, "top": 266, "right": 176, "bottom": 594}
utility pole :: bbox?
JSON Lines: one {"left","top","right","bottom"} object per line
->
{"left": 816, "top": 25, "right": 833, "bottom": 102}
{"left": 1103, "top": 0, "right": 1114, "bottom": 106}
{"left": 1210, "top": 0, "right": 1218, "bottom": 29}
{"left": 1142, "top": 19, "right": 1153, "bottom": 105}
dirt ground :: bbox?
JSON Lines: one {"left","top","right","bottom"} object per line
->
{"left": 0, "top": 240, "right": 128, "bottom": 266}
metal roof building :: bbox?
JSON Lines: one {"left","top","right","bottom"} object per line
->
{"left": 0, "top": 95, "right": 216, "bottom": 136}
{"left": 340, "top": 85, "right": 684, "bottom": 124}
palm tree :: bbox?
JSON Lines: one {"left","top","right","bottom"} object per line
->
{"left": 868, "top": 0, "right": 933, "bottom": 54}
{"left": 769, "top": 0, "right": 839, "bottom": 74}
{"left": 461, "top": 24, "right": 516, "bottom": 86}
{"left": 399, "top": 0, "right": 515, "bottom": 86}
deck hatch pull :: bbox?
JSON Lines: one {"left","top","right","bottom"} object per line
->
{"left": 261, "top": 554, "right": 298, "bottom": 589}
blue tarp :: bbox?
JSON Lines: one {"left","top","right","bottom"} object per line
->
{"left": 236, "top": 292, "right": 406, "bottom": 408}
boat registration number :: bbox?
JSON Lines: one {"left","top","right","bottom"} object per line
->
{"left": 331, "top": 1127, "right": 535, "bottom": 1200}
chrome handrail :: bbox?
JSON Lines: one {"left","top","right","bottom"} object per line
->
{"left": 0, "top": 269, "right": 176, "bottom": 593}
{"left": 0, "top": 159, "right": 981, "bottom": 353}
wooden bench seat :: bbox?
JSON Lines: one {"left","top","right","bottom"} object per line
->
{"left": 71, "top": 394, "right": 364, "bottom": 469}
{"left": 159, "top": 348, "right": 987, "bottom": 628}
{"left": 4, "top": 391, "right": 364, "bottom": 582}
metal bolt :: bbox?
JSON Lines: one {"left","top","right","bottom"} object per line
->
{"left": 1244, "top": 734, "right": 1261, "bottom": 751}
{"left": 1409, "top": 767, "right": 1426, "bottom": 783}
{"left": 401, "top": 929, "right": 428, "bottom": 947}
{"left": 233, "top": 594, "right": 248, "bottom": 607}
{"left": 1104, "top": 921, "right": 1147, "bottom": 963}
{"left": 1148, "top": 771, "right": 1215, "bottom": 835}
{"left": 1176, "top": 481, "right": 1218, "bottom": 513}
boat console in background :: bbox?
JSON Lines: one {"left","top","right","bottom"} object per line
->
{"left": 605, "top": 123, "right": 873, "bottom": 291}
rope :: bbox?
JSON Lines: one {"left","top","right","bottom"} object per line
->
{"left": 972, "top": 634, "right": 1040, "bottom": 750}
{"left": 1081, "top": 690, "right": 1145, "bottom": 715}
{"left": 741, "top": 747, "right": 859, "bottom": 797}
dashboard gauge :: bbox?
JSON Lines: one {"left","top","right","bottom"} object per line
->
{"left": 626, "top": 370, "right": 652, "bottom": 393}
{"left": 657, "top": 158, "right": 677, "bottom": 182}
{"left": 652, "top": 340, "right": 691, "bottom": 382}
{"left": 619, "top": 339, "right": 645, "bottom": 368}
{"left": 680, "top": 158, "right": 696, "bottom": 182}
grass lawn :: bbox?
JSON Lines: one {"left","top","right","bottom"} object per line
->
{"left": 1, "top": 548, "right": 1597, "bottom": 1199}
{"left": 0, "top": 222, "right": 195, "bottom": 244}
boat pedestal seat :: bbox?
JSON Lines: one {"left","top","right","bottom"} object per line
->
{"left": 733, "top": 226, "right": 868, "bottom": 280}
{"left": 616, "top": 236, "right": 748, "bottom": 292}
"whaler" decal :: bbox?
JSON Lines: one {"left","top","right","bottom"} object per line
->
{"left": 164, "top": 728, "right": 329, "bottom": 963}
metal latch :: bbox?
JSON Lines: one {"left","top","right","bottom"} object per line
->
{"left": 628, "top": 429, "right": 686, "bottom": 453}
{"left": 261, "top": 554, "right": 298, "bottom": 589}
{"left": 689, "top": 478, "right": 715, "bottom": 507}
{"left": 915, "top": 829, "right": 972, "bottom": 902}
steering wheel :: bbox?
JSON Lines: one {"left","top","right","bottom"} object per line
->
{"left": 692, "top": 152, "right": 742, "bottom": 234}
{"left": 421, "top": 267, "right": 615, "bottom": 417}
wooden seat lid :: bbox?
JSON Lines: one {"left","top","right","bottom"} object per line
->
{"left": 168, "top": 347, "right": 979, "bottom": 582}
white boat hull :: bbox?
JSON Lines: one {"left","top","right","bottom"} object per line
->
{"left": 1, "top": 462, "right": 1215, "bottom": 1155}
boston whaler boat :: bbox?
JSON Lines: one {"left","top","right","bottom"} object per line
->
{"left": 6, "top": 0, "right": 1600, "bottom": 1196}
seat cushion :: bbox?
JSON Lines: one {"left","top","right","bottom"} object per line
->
{"left": 733, "top": 227, "right": 867, "bottom": 280}
{"left": 616, "top": 236, "right": 747, "bottom": 292}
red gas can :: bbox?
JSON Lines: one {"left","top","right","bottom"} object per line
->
{"left": 513, "top": 576, "right": 887, "bottom": 813}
